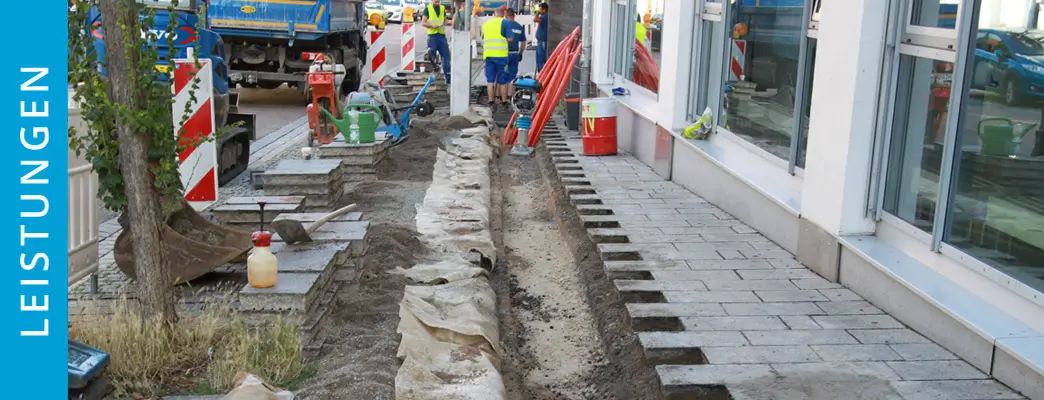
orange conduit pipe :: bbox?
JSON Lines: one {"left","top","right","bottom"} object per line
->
{"left": 503, "top": 27, "right": 581, "bottom": 147}
{"left": 528, "top": 41, "right": 583, "bottom": 147}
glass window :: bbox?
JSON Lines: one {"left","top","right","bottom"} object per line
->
{"left": 883, "top": 55, "right": 954, "bottom": 234}
{"left": 943, "top": 0, "right": 1044, "bottom": 291}
{"left": 795, "top": 38, "right": 816, "bottom": 168}
{"left": 610, "top": 1, "right": 636, "bottom": 79}
{"left": 720, "top": 0, "right": 805, "bottom": 160}
{"left": 629, "top": 0, "right": 664, "bottom": 94}
{"left": 909, "top": 0, "right": 959, "bottom": 29}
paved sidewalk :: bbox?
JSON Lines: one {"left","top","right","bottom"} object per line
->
{"left": 542, "top": 131, "right": 1024, "bottom": 399}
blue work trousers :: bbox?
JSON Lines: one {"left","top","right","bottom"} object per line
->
{"left": 536, "top": 40, "right": 548, "bottom": 73}
{"left": 427, "top": 34, "right": 451, "bottom": 83}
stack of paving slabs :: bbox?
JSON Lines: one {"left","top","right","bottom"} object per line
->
{"left": 261, "top": 159, "right": 344, "bottom": 211}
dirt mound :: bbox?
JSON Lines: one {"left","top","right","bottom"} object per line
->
{"left": 359, "top": 224, "right": 427, "bottom": 280}
{"left": 440, "top": 115, "right": 480, "bottom": 130}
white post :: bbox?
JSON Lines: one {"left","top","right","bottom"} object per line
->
{"left": 451, "top": 30, "right": 472, "bottom": 115}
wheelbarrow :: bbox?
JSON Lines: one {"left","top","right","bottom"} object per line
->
{"left": 978, "top": 117, "right": 1038, "bottom": 157}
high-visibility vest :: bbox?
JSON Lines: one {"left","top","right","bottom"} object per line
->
{"left": 636, "top": 22, "right": 647, "bottom": 44}
{"left": 482, "top": 17, "right": 508, "bottom": 59}
{"left": 426, "top": 4, "right": 446, "bottom": 35}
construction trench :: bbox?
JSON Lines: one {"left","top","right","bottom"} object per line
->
{"left": 286, "top": 109, "right": 663, "bottom": 400}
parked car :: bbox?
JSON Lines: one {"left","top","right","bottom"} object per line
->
{"left": 972, "top": 28, "right": 1044, "bottom": 105}
{"left": 381, "top": 0, "right": 424, "bottom": 23}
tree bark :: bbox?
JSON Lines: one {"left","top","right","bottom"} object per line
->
{"left": 99, "top": 0, "right": 178, "bottom": 324}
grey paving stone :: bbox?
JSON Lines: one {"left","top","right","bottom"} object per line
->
{"left": 755, "top": 290, "right": 829, "bottom": 302}
{"left": 738, "top": 269, "right": 822, "bottom": 280}
{"left": 685, "top": 259, "right": 775, "bottom": 270}
{"left": 703, "top": 279, "right": 800, "bottom": 291}
{"left": 619, "top": 220, "right": 692, "bottom": 228}
{"left": 815, "top": 301, "right": 884, "bottom": 315}
{"left": 792, "top": 278, "right": 843, "bottom": 290}
{"left": 610, "top": 207, "right": 681, "bottom": 215}
{"left": 768, "top": 258, "right": 803, "bottom": 268}
{"left": 651, "top": 270, "right": 742, "bottom": 282}
{"left": 819, "top": 288, "right": 863, "bottom": 301}
{"left": 889, "top": 380, "right": 1024, "bottom": 399}
{"left": 604, "top": 260, "right": 689, "bottom": 271}
{"left": 656, "top": 364, "right": 775, "bottom": 386}
{"left": 886, "top": 360, "right": 988, "bottom": 380}
{"left": 627, "top": 302, "right": 727, "bottom": 318}
{"left": 718, "top": 250, "right": 746, "bottom": 260}
{"left": 739, "top": 249, "right": 795, "bottom": 259}
{"left": 660, "top": 227, "right": 744, "bottom": 235}
{"left": 680, "top": 316, "right": 787, "bottom": 331}
{"left": 811, "top": 344, "right": 904, "bottom": 362}
{"left": 748, "top": 241, "right": 785, "bottom": 251}
{"left": 639, "top": 331, "right": 750, "bottom": 348}
{"left": 812, "top": 315, "right": 904, "bottom": 330}
{"left": 848, "top": 329, "right": 932, "bottom": 344}
{"left": 701, "top": 233, "right": 770, "bottom": 242}
{"left": 615, "top": 279, "right": 708, "bottom": 292}
{"left": 663, "top": 290, "right": 760, "bottom": 303}
{"left": 744, "top": 330, "right": 859, "bottom": 346}
{"left": 580, "top": 214, "right": 649, "bottom": 222}
{"left": 642, "top": 250, "right": 725, "bottom": 261}
{"left": 597, "top": 243, "right": 677, "bottom": 253}
{"left": 629, "top": 234, "right": 707, "bottom": 244}
{"left": 586, "top": 227, "right": 663, "bottom": 236}
{"left": 889, "top": 343, "right": 959, "bottom": 361}
{"left": 703, "top": 345, "right": 821, "bottom": 364}
{"left": 723, "top": 302, "right": 824, "bottom": 316}
{"left": 661, "top": 242, "right": 758, "bottom": 252}
{"left": 780, "top": 315, "right": 822, "bottom": 330}
{"left": 770, "top": 362, "right": 901, "bottom": 381}
{"left": 732, "top": 225, "right": 758, "bottom": 234}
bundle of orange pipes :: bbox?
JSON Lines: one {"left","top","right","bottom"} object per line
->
{"left": 633, "top": 39, "right": 660, "bottom": 92}
{"left": 502, "top": 27, "right": 583, "bottom": 148}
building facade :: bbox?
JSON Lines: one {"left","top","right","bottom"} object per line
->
{"left": 589, "top": 0, "right": 1044, "bottom": 396}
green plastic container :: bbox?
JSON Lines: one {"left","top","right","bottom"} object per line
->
{"left": 978, "top": 117, "right": 1037, "bottom": 157}
{"left": 345, "top": 104, "right": 383, "bottom": 143}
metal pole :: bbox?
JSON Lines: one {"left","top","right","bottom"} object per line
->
{"left": 579, "top": 0, "right": 593, "bottom": 100}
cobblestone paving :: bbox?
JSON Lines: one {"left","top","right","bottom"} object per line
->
{"left": 542, "top": 130, "right": 1026, "bottom": 399}
{"left": 69, "top": 117, "right": 309, "bottom": 299}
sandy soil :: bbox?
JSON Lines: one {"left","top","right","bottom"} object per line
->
{"left": 489, "top": 146, "right": 663, "bottom": 400}
{"left": 294, "top": 119, "right": 454, "bottom": 400}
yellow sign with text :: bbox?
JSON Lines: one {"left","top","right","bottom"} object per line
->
{"left": 241, "top": 5, "right": 257, "bottom": 13}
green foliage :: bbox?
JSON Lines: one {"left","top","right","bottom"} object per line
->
{"left": 68, "top": 0, "right": 232, "bottom": 214}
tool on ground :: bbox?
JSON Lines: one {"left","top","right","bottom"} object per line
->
{"left": 69, "top": 340, "right": 111, "bottom": 400}
{"left": 978, "top": 117, "right": 1038, "bottom": 157}
{"left": 305, "top": 54, "right": 348, "bottom": 147}
{"left": 248, "top": 201, "right": 278, "bottom": 288}
{"left": 318, "top": 103, "right": 384, "bottom": 144}
{"left": 509, "top": 75, "right": 543, "bottom": 156}
{"left": 360, "top": 73, "right": 437, "bottom": 145}
{"left": 271, "top": 203, "right": 359, "bottom": 244}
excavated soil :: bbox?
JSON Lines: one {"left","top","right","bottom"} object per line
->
{"left": 488, "top": 142, "right": 664, "bottom": 400}
{"left": 295, "top": 118, "right": 465, "bottom": 400}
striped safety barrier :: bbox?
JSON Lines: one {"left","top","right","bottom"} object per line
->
{"left": 730, "top": 39, "right": 746, "bottom": 81}
{"left": 401, "top": 22, "right": 416, "bottom": 72}
{"left": 368, "top": 27, "right": 388, "bottom": 83}
{"left": 172, "top": 58, "right": 219, "bottom": 211}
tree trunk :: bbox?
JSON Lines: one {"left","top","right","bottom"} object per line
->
{"left": 99, "top": 0, "right": 178, "bottom": 325}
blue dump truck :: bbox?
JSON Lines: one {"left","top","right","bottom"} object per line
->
{"left": 475, "top": 0, "right": 526, "bottom": 15}
{"left": 205, "top": 0, "right": 369, "bottom": 94}
{"left": 86, "top": 0, "right": 255, "bottom": 185}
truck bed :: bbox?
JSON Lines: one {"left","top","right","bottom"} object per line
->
{"left": 208, "top": 0, "right": 364, "bottom": 40}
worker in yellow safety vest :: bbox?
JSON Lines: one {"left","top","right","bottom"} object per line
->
{"left": 421, "top": 0, "right": 452, "bottom": 83}
{"left": 482, "top": 8, "right": 511, "bottom": 107}
{"left": 636, "top": 17, "right": 647, "bottom": 45}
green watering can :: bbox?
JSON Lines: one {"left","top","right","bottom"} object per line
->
{"left": 318, "top": 103, "right": 384, "bottom": 143}
{"left": 978, "top": 117, "right": 1037, "bottom": 157}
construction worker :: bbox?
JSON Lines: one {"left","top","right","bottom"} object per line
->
{"left": 452, "top": 0, "right": 466, "bottom": 31}
{"left": 534, "top": 2, "right": 548, "bottom": 73}
{"left": 504, "top": 8, "right": 527, "bottom": 96}
{"left": 421, "top": 0, "right": 452, "bottom": 84}
{"left": 636, "top": 16, "right": 647, "bottom": 45}
{"left": 482, "top": 8, "right": 511, "bottom": 107}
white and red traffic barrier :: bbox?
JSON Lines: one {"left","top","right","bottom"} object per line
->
{"left": 172, "top": 58, "right": 219, "bottom": 211}
{"left": 400, "top": 22, "right": 416, "bottom": 73}
{"left": 368, "top": 27, "right": 388, "bottom": 83}
{"left": 729, "top": 39, "right": 746, "bottom": 81}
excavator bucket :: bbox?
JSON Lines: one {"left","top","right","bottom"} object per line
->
{"left": 114, "top": 202, "right": 253, "bottom": 286}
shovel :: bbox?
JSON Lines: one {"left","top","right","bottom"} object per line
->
{"left": 272, "top": 203, "right": 359, "bottom": 244}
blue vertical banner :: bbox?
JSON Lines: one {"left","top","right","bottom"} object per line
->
{"left": 4, "top": 1, "right": 69, "bottom": 398}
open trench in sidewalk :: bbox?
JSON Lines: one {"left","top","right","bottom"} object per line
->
{"left": 490, "top": 144, "right": 664, "bottom": 400}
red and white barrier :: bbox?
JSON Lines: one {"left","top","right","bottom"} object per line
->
{"left": 368, "top": 27, "right": 388, "bottom": 83}
{"left": 172, "top": 58, "right": 219, "bottom": 211}
{"left": 729, "top": 39, "right": 746, "bottom": 81}
{"left": 401, "top": 22, "right": 416, "bottom": 72}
